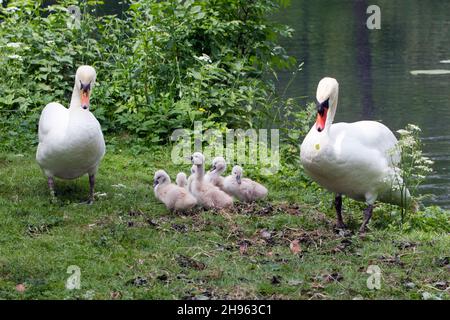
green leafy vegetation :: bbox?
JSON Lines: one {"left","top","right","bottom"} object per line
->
{"left": 0, "top": 0, "right": 294, "bottom": 144}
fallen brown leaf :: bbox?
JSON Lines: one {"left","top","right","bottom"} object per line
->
{"left": 290, "top": 239, "right": 302, "bottom": 254}
{"left": 239, "top": 242, "right": 248, "bottom": 255}
{"left": 15, "top": 283, "right": 26, "bottom": 293}
{"left": 176, "top": 255, "right": 206, "bottom": 270}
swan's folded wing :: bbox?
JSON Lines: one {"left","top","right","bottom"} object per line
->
{"left": 331, "top": 120, "right": 400, "bottom": 166}
{"left": 38, "top": 102, "right": 69, "bottom": 143}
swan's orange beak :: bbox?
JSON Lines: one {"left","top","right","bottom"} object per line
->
{"left": 316, "top": 109, "right": 327, "bottom": 132}
{"left": 81, "top": 90, "right": 90, "bottom": 110}
{"left": 316, "top": 99, "right": 329, "bottom": 132}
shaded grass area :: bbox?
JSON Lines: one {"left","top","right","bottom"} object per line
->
{"left": 0, "top": 148, "right": 448, "bottom": 300}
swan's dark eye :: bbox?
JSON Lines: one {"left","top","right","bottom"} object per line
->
{"left": 80, "top": 81, "right": 91, "bottom": 91}
{"left": 316, "top": 98, "right": 329, "bottom": 116}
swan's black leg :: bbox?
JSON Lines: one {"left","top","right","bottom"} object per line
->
{"left": 334, "top": 194, "right": 346, "bottom": 228}
{"left": 88, "top": 174, "right": 95, "bottom": 204}
{"left": 359, "top": 204, "right": 374, "bottom": 234}
{"left": 48, "top": 177, "right": 57, "bottom": 203}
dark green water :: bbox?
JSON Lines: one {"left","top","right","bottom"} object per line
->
{"left": 274, "top": 0, "right": 450, "bottom": 208}
{"left": 89, "top": 1, "right": 450, "bottom": 208}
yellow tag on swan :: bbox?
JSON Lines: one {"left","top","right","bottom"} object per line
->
{"left": 315, "top": 143, "right": 320, "bottom": 150}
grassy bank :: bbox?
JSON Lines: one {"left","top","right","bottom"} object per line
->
{"left": 0, "top": 143, "right": 448, "bottom": 300}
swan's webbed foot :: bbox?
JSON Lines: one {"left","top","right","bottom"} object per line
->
{"left": 334, "top": 194, "right": 346, "bottom": 229}
{"left": 359, "top": 204, "right": 374, "bottom": 235}
{"left": 84, "top": 198, "right": 94, "bottom": 205}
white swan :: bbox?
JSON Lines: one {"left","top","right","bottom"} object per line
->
{"left": 36, "top": 65, "right": 105, "bottom": 203}
{"left": 300, "top": 77, "right": 409, "bottom": 233}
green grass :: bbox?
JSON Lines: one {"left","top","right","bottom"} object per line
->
{"left": 0, "top": 144, "right": 448, "bottom": 300}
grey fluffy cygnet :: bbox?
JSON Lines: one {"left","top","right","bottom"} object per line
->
{"left": 190, "top": 152, "right": 233, "bottom": 209}
{"left": 154, "top": 170, "right": 197, "bottom": 212}
{"left": 204, "top": 156, "right": 226, "bottom": 190}
{"left": 176, "top": 172, "right": 188, "bottom": 189}
{"left": 187, "top": 165, "right": 196, "bottom": 193}
{"left": 223, "top": 165, "right": 268, "bottom": 202}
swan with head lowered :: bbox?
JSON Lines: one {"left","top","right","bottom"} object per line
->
{"left": 300, "top": 77, "right": 409, "bottom": 234}
{"left": 36, "top": 65, "right": 105, "bottom": 203}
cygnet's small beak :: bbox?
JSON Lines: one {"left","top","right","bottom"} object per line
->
{"left": 236, "top": 175, "right": 242, "bottom": 184}
{"left": 153, "top": 180, "right": 158, "bottom": 187}
{"left": 209, "top": 165, "right": 216, "bottom": 172}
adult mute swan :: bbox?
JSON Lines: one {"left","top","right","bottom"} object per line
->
{"left": 36, "top": 65, "right": 105, "bottom": 203}
{"left": 300, "top": 77, "right": 409, "bottom": 233}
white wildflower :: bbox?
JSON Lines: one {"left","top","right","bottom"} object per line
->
{"left": 397, "top": 129, "right": 408, "bottom": 135}
{"left": 6, "top": 42, "right": 21, "bottom": 48}
{"left": 8, "top": 54, "right": 22, "bottom": 60}
{"left": 196, "top": 53, "right": 212, "bottom": 63}
{"left": 6, "top": 6, "right": 19, "bottom": 13}
{"left": 112, "top": 183, "right": 127, "bottom": 189}
{"left": 407, "top": 124, "right": 421, "bottom": 132}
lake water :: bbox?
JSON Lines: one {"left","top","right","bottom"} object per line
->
{"left": 90, "top": 0, "right": 450, "bottom": 209}
{"left": 273, "top": 0, "right": 450, "bottom": 209}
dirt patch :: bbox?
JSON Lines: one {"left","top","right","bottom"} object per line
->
{"left": 435, "top": 256, "right": 449, "bottom": 267}
{"left": 26, "top": 217, "right": 63, "bottom": 237}
{"left": 376, "top": 254, "right": 405, "bottom": 267}
{"left": 0, "top": 156, "right": 12, "bottom": 168}
{"left": 393, "top": 240, "right": 417, "bottom": 250}
{"left": 127, "top": 276, "right": 148, "bottom": 287}
{"left": 176, "top": 255, "right": 206, "bottom": 270}
{"left": 228, "top": 202, "right": 304, "bottom": 216}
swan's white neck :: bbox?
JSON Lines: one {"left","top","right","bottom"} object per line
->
{"left": 69, "top": 83, "right": 81, "bottom": 109}
{"left": 324, "top": 100, "right": 337, "bottom": 134}
{"left": 320, "top": 92, "right": 339, "bottom": 136}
